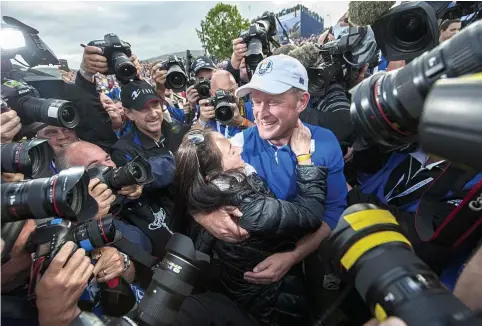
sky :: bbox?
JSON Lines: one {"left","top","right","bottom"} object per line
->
{"left": 1, "top": 1, "right": 349, "bottom": 68}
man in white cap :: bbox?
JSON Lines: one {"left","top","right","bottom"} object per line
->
{"left": 192, "top": 55, "right": 347, "bottom": 285}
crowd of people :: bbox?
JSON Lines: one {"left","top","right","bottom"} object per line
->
{"left": 1, "top": 7, "right": 482, "bottom": 326}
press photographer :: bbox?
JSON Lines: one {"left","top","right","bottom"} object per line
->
{"left": 192, "top": 70, "right": 255, "bottom": 138}
{"left": 183, "top": 56, "right": 217, "bottom": 114}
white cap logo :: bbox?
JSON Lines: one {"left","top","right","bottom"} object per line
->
{"left": 257, "top": 59, "right": 273, "bottom": 76}
{"left": 131, "top": 89, "right": 141, "bottom": 100}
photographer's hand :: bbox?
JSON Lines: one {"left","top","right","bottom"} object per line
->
{"left": 0, "top": 110, "right": 22, "bottom": 144}
{"left": 151, "top": 62, "right": 168, "bottom": 97}
{"left": 80, "top": 46, "right": 108, "bottom": 82}
{"left": 88, "top": 178, "right": 116, "bottom": 220}
{"left": 36, "top": 242, "right": 94, "bottom": 326}
{"left": 364, "top": 317, "right": 407, "bottom": 326}
{"left": 93, "top": 247, "right": 134, "bottom": 283}
{"left": 118, "top": 184, "right": 143, "bottom": 200}
{"left": 231, "top": 38, "right": 247, "bottom": 69}
{"left": 130, "top": 53, "right": 142, "bottom": 78}
{"left": 186, "top": 85, "right": 200, "bottom": 108}
{"left": 198, "top": 99, "right": 215, "bottom": 123}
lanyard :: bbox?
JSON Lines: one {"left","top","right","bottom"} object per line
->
{"left": 216, "top": 120, "right": 230, "bottom": 138}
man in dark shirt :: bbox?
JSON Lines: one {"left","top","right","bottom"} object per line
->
{"left": 111, "top": 80, "right": 188, "bottom": 256}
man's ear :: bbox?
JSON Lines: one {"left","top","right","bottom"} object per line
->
{"left": 296, "top": 91, "right": 311, "bottom": 114}
{"left": 125, "top": 108, "right": 135, "bottom": 121}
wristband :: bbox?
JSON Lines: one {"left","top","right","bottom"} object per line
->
{"left": 119, "top": 252, "right": 131, "bottom": 273}
{"left": 238, "top": 118, "right": 249, "bottom": 129}
{"left": 296, "top": 154, "right": 312, "bottom": 163}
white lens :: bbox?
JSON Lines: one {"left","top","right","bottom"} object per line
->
{"left": 0, "top": 28, "right": 26, "bottom": 50}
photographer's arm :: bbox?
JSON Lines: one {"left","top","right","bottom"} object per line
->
{"left": 454, "top": 244, "right": 482, "bottom": 310}
{"left": 77, "top": 46, "right": 107, "bottom": 89}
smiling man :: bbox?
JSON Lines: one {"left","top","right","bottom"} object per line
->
{"left": 192, "top": 55, "right": 347, "bottom": 295}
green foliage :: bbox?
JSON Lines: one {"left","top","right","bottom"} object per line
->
{"left": 196, "top": 3, "right": 250, "bottom": 59}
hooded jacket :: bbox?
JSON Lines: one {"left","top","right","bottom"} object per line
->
{"left": 191, "top": 164, "right": 328, "bottom": 326}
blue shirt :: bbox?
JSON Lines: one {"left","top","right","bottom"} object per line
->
{"left": 167, "top": 104, "right": 186, "bottom": 124}
{"left": 230, "top": 123, "right": 347, "bottom": 229}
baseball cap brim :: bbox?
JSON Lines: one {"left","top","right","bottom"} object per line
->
{"left": 235, "top": 80, "right": 292, "bottom": 98}
{"left": 131, "top": 95, "right": 162, "bottom": 111}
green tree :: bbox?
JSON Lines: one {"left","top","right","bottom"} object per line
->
{"left": 196, "top": 3, "right": 250, "bottom": 59}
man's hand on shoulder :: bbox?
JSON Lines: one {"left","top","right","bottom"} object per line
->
{"left": 192, "top": 206, "right": 249, "bottom": 243}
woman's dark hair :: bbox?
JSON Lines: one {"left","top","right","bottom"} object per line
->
{"left": 174, "top": 130, "right": 249, "bottom": 216}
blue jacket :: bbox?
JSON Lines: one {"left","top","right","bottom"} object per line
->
{"left": 230, "top": 123, "right": 347, "bottom": 229}
{"left": 167, "top": 104, "right": 186, "bottom": 124}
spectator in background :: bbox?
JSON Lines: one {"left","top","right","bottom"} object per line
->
{"left": 439, "top": 19, "right": 461, "bottom": 43}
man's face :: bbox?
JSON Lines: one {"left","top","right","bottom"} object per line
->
{"left": 38, "top": 126, "right": 78, "bottom": 155}
{"left": 251, "top": 89, "right": 307, "bottom": 144}
{"left": 440, "top": 22, "right": 461, "bottom": 42}
{"left": 67, "top": 143, "right": 116, "bottom": 170}
{"left": 196, "top": 69, "right": 214, "bottom": 81}
{"left": 210, "top": 74, "right": 237, "bottom": 98}
{"left": 127, "top": 101, "right": 164, "bottom": 135}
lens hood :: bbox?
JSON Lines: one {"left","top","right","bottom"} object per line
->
{"left": 1, "top": 138, "right": 53, "bottom": 178}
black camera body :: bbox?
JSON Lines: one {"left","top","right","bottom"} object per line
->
{"left": 239, "top": 12, "right": 277, "bottom": 78}
{"left": 194, "top": 78, "right": 211, "bottom": 100}
{"left": 1, "top": 78, "right": 79, "bottom": 129}
{"left": 87, "top": 156, "right": 154, "bottom": 191}
{"left": 308, "top": 27, "right": 375, "bottom": 96}
{"left": 207, "top": 89, "right": 236, "bottom": 125}
{"left": 88, "top": 33, "right": 136, "bottom": 83}
{"left": 162, "top": 54, "right": 187, "bottom": 92}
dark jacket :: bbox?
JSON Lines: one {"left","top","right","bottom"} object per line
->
{"left": 191, "top": 165, "right": 328, "bottom": 326}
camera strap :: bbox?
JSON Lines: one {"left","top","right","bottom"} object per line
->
{"left": 415, "top": 164, "right": 482, "bottom": 248}
{"left": 113, "top": 237, "right": 158, "bottom": 268}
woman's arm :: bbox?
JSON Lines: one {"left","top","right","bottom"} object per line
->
{"left": 239, "top": 165, "right": 328, "bottom": 236}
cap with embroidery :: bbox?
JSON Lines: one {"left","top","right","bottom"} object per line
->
{"left": 235, "top": 55, "right": 308, "bottom": 98}
{"left": 121, "top": 80, "right": 162, "bottom": 111}
{"left": 191, "top": 56, "right": 216, "bottom": 75}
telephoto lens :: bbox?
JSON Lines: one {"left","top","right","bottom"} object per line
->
{"left": 87, "top": 156, "right": 154, "bottom": 190}
{"left": 166, "top": 66, "right": 187, "bottom": 92}
{"left": 214, "top": 101, "right": 234, "bottom": 125}
{"left": 1, "top": 166, "right": 98, "bottom": 224}
{"left": 16, "top": 96, "right": 79, "bottom": 128}
{"left": 350, "top": 20, "right": 482, "bottom": 149}
{"left": 1, "top": 138, "right": 53, "bottom": 178}
{"left": 136, "top": 233, "right": 202, "bottom": 326}
{"left": 112, "top": 51, "right": 137, "bottom": 81}
{"left": 325, "top": 204, "right": 482, "bottom": 326}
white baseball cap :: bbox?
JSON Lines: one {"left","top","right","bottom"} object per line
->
{"left": 235, "top": 55, "right": 308, "bottom": 98}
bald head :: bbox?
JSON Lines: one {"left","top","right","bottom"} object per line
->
{"left": 210, "top": 70, "right": 237, "bottom": 94}
{"left": 60, "top": 141, "right": 116, "bottom": 170}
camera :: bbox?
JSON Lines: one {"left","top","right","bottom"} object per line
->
{"left": 324, "top": 203, "right": 482, "bottom": 326}
{"left": 372, "top": 1, "right": 439, "bottom": 62}
{"left": 1, "top": 138, "right": 53, "bottom": 178}
{"left": 87, "top": 156, "right": 154, "bottom": 190}
{"left": 1, "top": 79, "right": 79, "bottom": 129}
{"left": 69, "top": 233, "right": 210, "bottom": 326}
{"left": 88, "top": 33, "right": 137, "bottom": 83}
{"left": 27, "top": 215, "right": 118, "bottom": 272}
{"left": 207, "top": 89, "right": 236, "bottom": 125}
{"left": 350, "top": 20, "right": 482, "bottom": 150}
{"left": 194, "top": 77, "right": 211, "bottom": 100}
{"left": 239, "top": 11, "right": 277, "bottom": 78}
{"left": 308, "top": 26, "right": 377, "bottom": 96}
{"left": 1, "top": 166, "right": 98, "bottom": 224}
{"left": 162, "top": 54, "right": 187, "bottom": 92}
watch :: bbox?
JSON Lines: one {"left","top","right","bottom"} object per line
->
{"left": 119, "top": 252, "right": 131, "bottom": 273}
